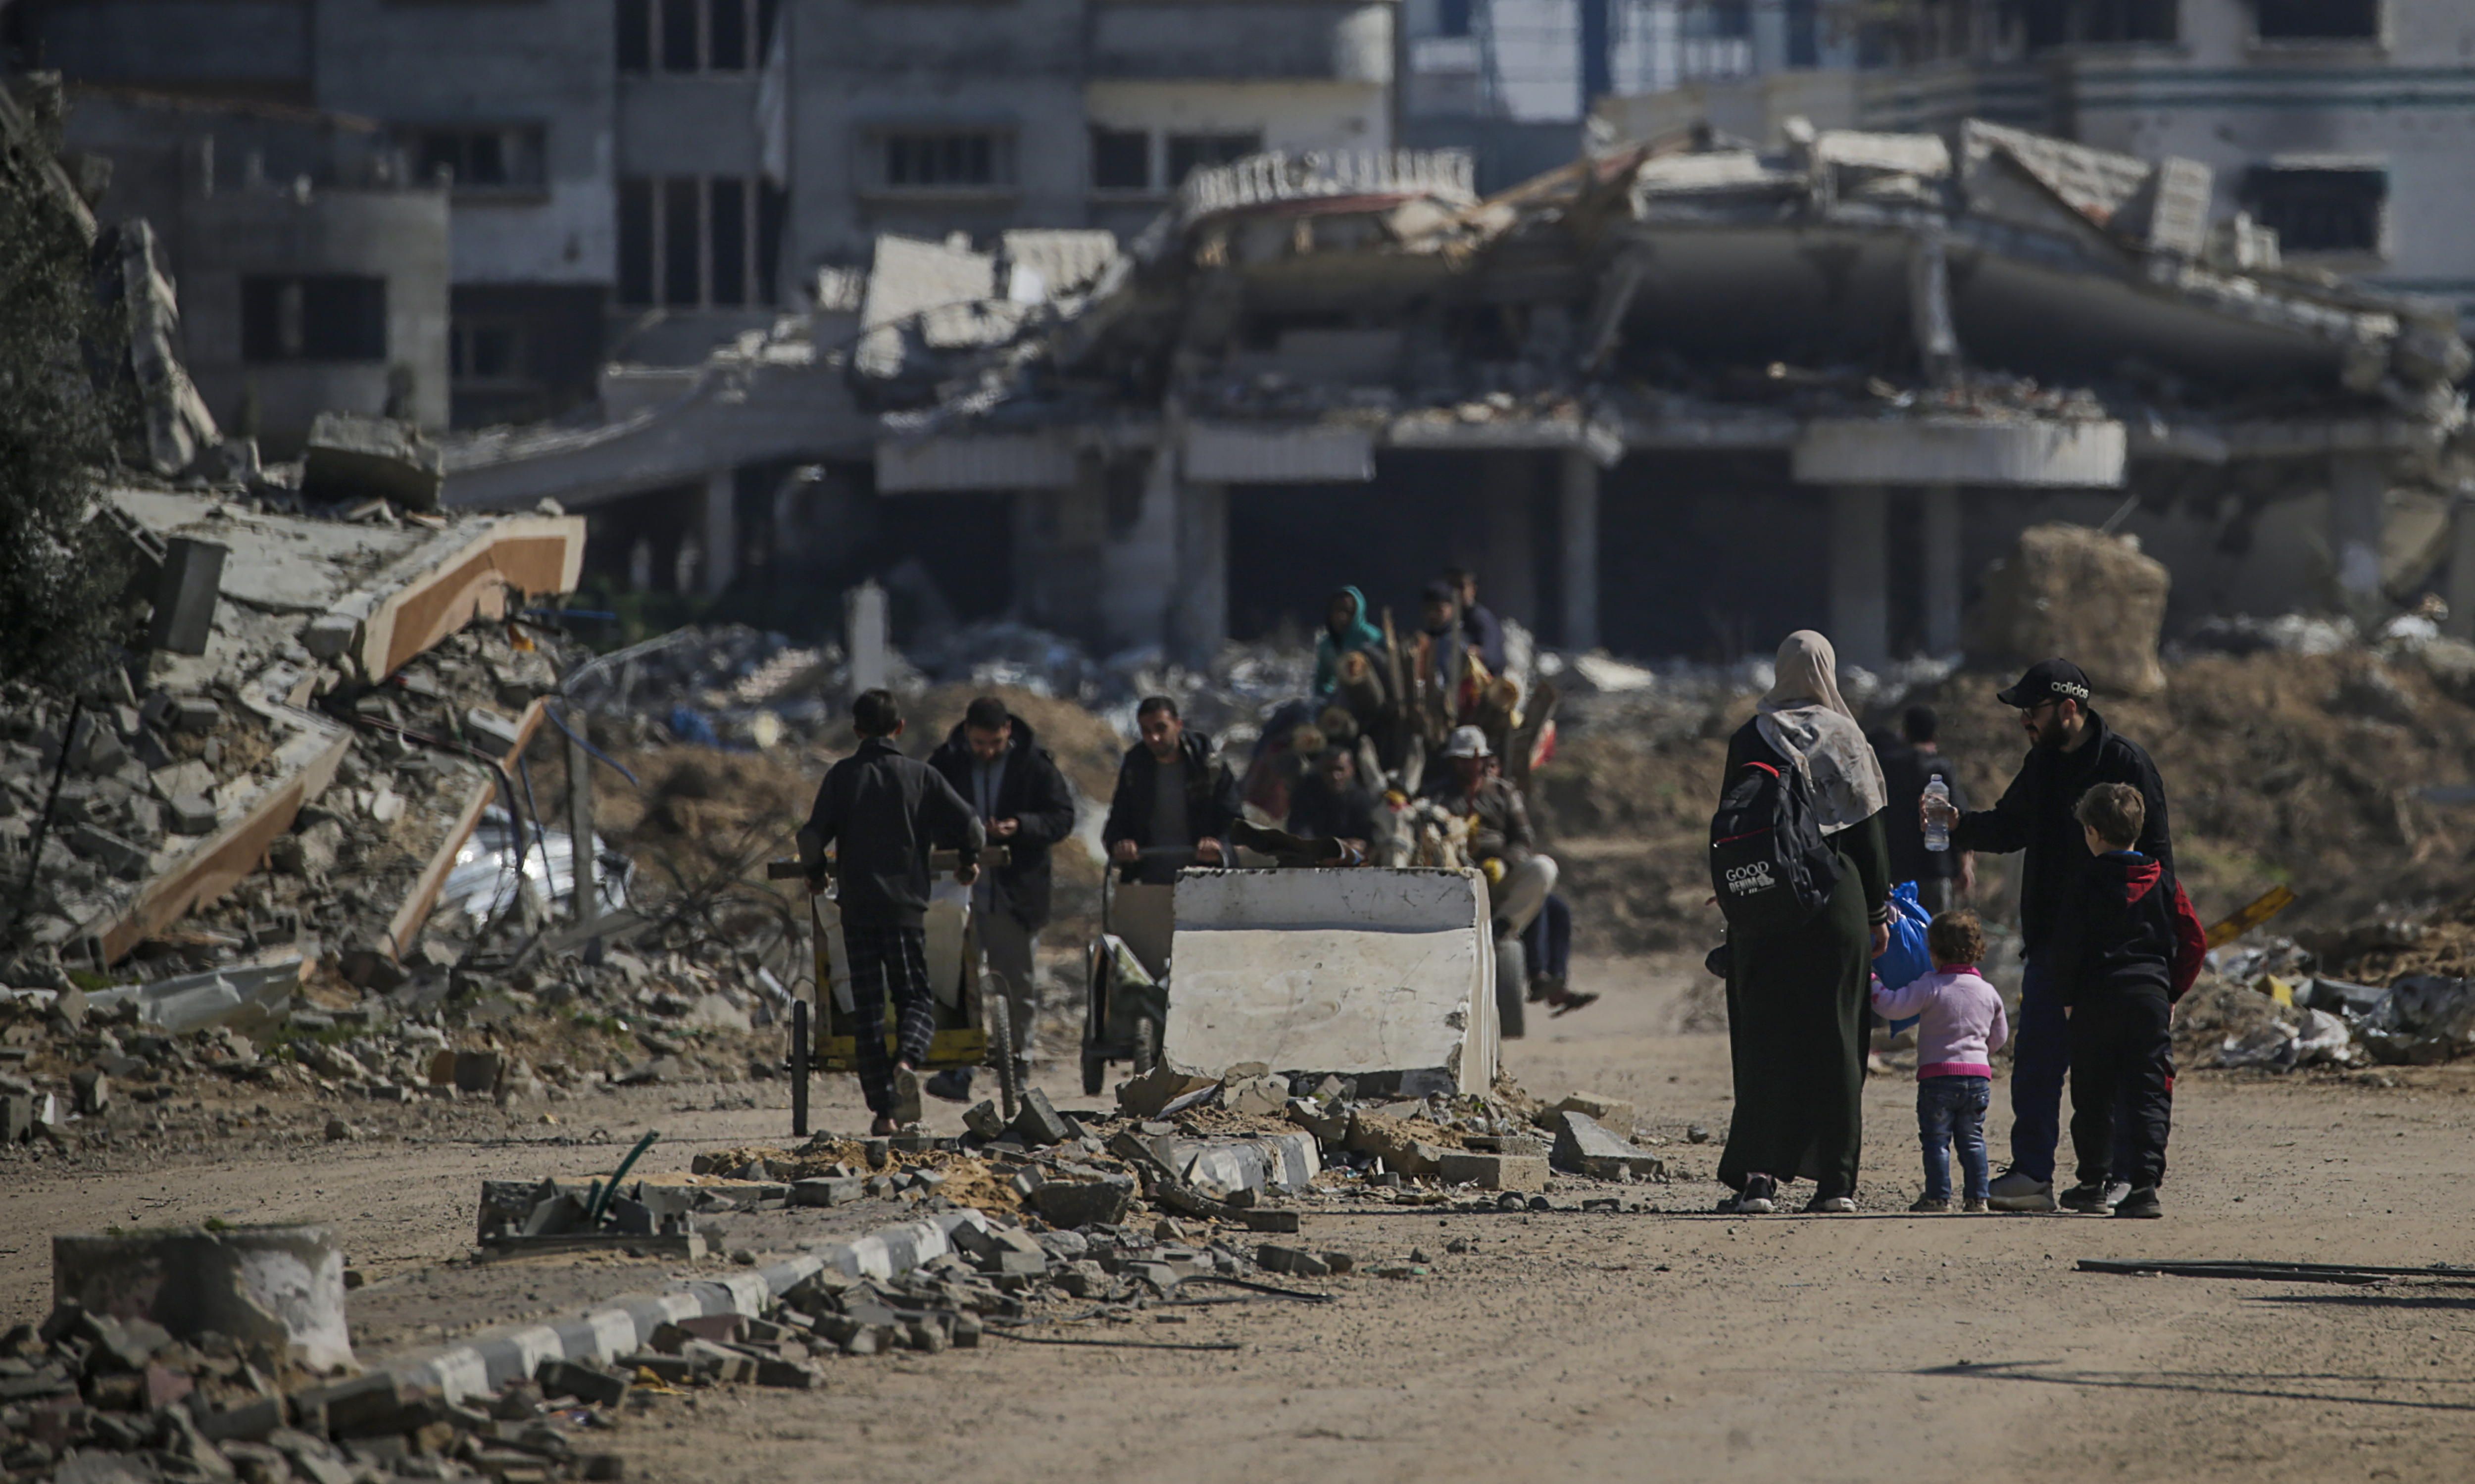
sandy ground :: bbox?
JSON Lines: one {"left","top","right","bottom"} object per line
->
{"left": 11, "top": 955, "right": 2475, "bottom": 1483}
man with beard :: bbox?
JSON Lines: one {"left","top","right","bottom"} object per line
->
{"left": 1926, "top": 659, "right": 2172, "bottom": 1213}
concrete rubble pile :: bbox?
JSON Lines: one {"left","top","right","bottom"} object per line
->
{"left": 0, "top": 1301, "right": 626, "bottom": 1484}
{"left": 2194, "top": 922, "right": 2475, "bottom": 1071}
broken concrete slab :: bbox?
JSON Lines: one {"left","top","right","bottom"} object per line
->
{"left": 1026, "top": 1176, "right": 1135, "bottom": 1229}
{"left": 301, "top": 412, "right": 444, "bottom": 511}
{"left": 1164, "top": 868, "right": 1499, "bottom": 1094}
{"left": 1550, "top": 1111, "right": 1667, "bottom": 1181}
{"left": 1141, "top": 1130, "right": 1323, "bottom": 1200}
{"left": 1551, "top": 1091, "right": 1637, "bottom": 1137}
{"left": 1343, "top": 1111, "right": 1444, "bottom": 1177}
{"left": 51, "top": 1223, "right": 354, "bottom": 1370}
{"left": 1114, "top": 1057, "right": 1217, "bottom": 1117}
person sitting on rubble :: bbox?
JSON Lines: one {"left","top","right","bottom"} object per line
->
{"left": 1312, "top": 586, "right": 1386, "bottom": 699}
{"left": 798, "top": 688, "right": 984, "bottom": 1138}
{"left": 1444, "top": 566, "right": 1507, "bottom": 677}
{"left": 1286, "top": 745, "right": 1381, "bottom": 854}
{"left": 1423, "top": 726, "right": 1581, "bottom": 1007}
{"left": 923, "top": 695, "right": 1077, "bottom": 1104}
{"left": 1102, "top": 695, "right": 1242, "bottom": 885}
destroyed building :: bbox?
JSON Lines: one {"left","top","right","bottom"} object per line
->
{"left": 7, "top": 0, "right": 1404, "bottom": 426}
{"left": 439, "top": 119, "right": 2472, "bottom": 673}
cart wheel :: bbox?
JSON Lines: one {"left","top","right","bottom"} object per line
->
{"left": 1133, "top": 1014, "right": 1161, "bottom": 1076}
{"left": 1081, "top": 1050, "right": 1106, "bottom": 1097}
{"left": 988, "top": 996, "right": 1022, "bottom": 1124}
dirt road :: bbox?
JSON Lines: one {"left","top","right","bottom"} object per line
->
{"left": 12, "top": 955, "right": 2475, "bottom": 1482}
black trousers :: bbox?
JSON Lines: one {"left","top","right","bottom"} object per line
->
{"left": 2067, "top": 984, "right": 2174, "bottom": 1188}
{"left": 842, "top": 917, "right": 935, "bottom": 1116}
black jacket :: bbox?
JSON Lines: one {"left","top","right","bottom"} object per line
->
{"left": 2051, "top": 849, "right": 2176, "bottom": 1005}
{"left": 1951, "top": 709, "right": 2172, "bottom": 953}
{"left": 1287, "top": 772, "right": 1380, "bottom": 844}
{"left": 799, "top": 737, "right": 985, "bottom": 928}
{"left": 1878, "top": 739, "right": 1967, "bottom": 885}
{"left": 1101, "top": 730, "right": 1242, "bottom": 883}
{"left": 926, "top": 713, "right": 1077, "bottom": 931}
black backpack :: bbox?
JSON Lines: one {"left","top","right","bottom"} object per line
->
{"left": 1709, "top": 758, "right": 1841, "bottom": 935}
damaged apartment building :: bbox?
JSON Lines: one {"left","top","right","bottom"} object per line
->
{"left": 439, "top": 116, "right": 2473, "bottom": 672}
{"left": 4, "top": 0, "right": 1399, "bottom": 438}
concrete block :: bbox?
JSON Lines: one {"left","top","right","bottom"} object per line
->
{"left": 1164, "top": 868, "right": 1498, "bottom": 1093}
{"left": 961, "top": 1100, "right": 1007, "bottom": 1139}
{"left": 1254, "top": 1243, "right": 1330, "bottom": 1277}
{"left": 67, "top": 823, "right": 148, "bottom": 877}
{"left": 1285, "top": 1096, "right": 1349, "bottom": 1147}
{"left": 535, "top": 1358, "right": 627, "bottom": 1409}
{"left": 1009, "top": 1087, "right": 1071, "bottom": 1146}
{"left": 146, "top": 538, "right": 226, "bottom": 657}
{"left": 1436, "top": 1150, "right": 1550, "bottom": 1191}
{"left": 790, "top": 1177, "right": 864, "bottom": 1208}
{"left": 1027, "top": 1176, "right": 1135, "bottom": 1229}
{"left": 164, "top": 794, "right": 218, "bottom": 836}
{"left": 198, "top": 1397, "right": 285, "bottom": 1443}
{"left": 1551, "top": 1111, "right": 1667, "bottom": 1181}
{"left": 170, "top": 696, "right": 222, "bottom": 734}
{"left": 1552, "top": 1092, "right": 1636, "bottom": 1137}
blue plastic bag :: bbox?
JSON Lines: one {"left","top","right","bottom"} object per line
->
{"left": 1872, "top": 880, "right": 1935, "bottom": 1034}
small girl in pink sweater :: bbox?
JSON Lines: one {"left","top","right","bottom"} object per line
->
{"left": 1871, "top": 910, "right": 2010, "bottom": 1213}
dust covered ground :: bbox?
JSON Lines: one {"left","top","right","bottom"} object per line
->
{"left": 12, "top": 955, "right": 2475, "bottom": 1484}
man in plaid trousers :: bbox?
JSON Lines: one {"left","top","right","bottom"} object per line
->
{"left": 800, "top": 689, "right": 985, "bottom": 1136}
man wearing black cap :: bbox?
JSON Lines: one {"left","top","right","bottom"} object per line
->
{"left": 1925, "top": 658, "right": 2172, "bottom": 1213}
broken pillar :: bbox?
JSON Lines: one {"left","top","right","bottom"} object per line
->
{"left": 1828, "top": 485, "right": 1889, "bottom": 673}
{"left": 2329, "top": 450, "right": 2385, "bottom": 621}
{"left": 701, "top": 468, "right": 738, "bottom": 596}
{"left": 844, "top": 579, "right": 889, "bottom": 694}
{"left": 1170, "top": 477, "right": 1228, "bottom": 668}
{"left": 1559, "top": 448, "right": 1600, "bottom": 651}
{"left": 1922, "top": 483, "right": 1962, "bottom": 656}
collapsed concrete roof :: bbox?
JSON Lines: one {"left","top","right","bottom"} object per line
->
{"left": 876, "top": 124, "right": 2469, "bottom": 491}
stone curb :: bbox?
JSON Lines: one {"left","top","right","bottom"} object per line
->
{"left": 378, "top": 1209, "right": 991, "bottom": 1402}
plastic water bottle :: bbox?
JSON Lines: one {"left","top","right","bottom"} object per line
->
{"left": 1923, "top": 777, "right": 1951, "bottom": 853}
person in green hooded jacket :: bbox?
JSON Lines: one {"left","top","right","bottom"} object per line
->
{"left": 1312, "top": 586, "right": 1385, "bottom": 699}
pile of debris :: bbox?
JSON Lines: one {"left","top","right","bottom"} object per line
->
{"left": 0, "top": 1301, "right": 624, "bottom": 1484}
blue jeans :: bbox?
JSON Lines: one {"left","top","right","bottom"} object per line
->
{"left": 2008, "top": 954, "right": 2069, "bottom": 1183}
{"left": 1919, "top": 1075, "right": 1992, "bottom": 1201}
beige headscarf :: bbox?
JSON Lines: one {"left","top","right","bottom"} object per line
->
{"left": 1755, "top": 630, "right": 1888, "bottom": 835}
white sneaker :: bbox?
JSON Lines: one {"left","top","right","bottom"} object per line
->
{"left": 1986, "top": 1169, "right": 2057, "bottom": 1212}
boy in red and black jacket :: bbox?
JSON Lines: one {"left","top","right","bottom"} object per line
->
{"left": 2051, "top": 782, "right": 2178, "bottom": 1220}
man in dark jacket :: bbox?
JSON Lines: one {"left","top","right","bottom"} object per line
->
{"left": 799, "top": 689, "right": 984, "bottom": 1136}
{"left": 1102, "top": 696, "right": 1240, "bottom": 885}
{"left": 923, "top": 696, "right": 1076, "bottom": 1101}
{"left": 1286, "top": 746, "right": 1380, "bottom": 848}
{"left": 1934, "top": 658, "right": 2173, "bottom": 1211}
{"left": 1878, "top": 704, "right": 1972, "bottom": 914}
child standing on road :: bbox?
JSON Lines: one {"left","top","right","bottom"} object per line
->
{"left": 2052, "top": 783, "right": 2179, "bottom": 1220}
{"left": 1872, "top": 911, "right": 2009, "bottom": 1212}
